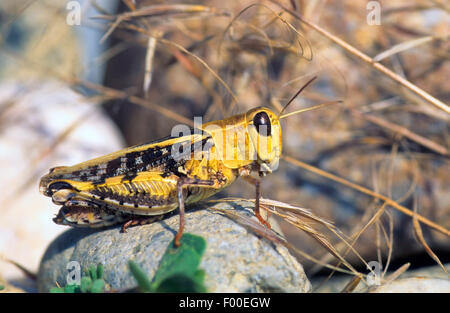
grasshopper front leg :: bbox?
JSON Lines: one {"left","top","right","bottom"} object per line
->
{"left": 240, "top": 174, "right": 271, "bottom": 229}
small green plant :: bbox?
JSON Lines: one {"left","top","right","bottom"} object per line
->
{"left": 49, "top": 233, "right": 207, "bottom": 293}
{"left": 0, "top": 285, "right": 4, "bottom": 291}
{"left": 129, "top": 233, "right": 207, "bottom": 292}
{"left": 50, "top": 264, "right": 105, "bottom": 293}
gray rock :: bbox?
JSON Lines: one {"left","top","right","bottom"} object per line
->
{"left": 370, "top": 277, "right": 450, "bottom": 293}
{"left": 312, "top": 263, "right": 450, "bottom": 293}
{"left": 370, "top": 263, "right": 450, "bottom": 293}
{"left": 37, "top": 200, "right": 311, "bottom": 293}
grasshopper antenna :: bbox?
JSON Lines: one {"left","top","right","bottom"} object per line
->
{"left": 279, "top": 100, "right": 343, "bottom": 119}
{"left": 278, "top": 76, "right": 317, "bottom": 117}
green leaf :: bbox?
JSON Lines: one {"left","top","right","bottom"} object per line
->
{"left": 128, "top": 261, "right": 152, "bottom": 292}
{"left": 90, "top": 279, "right": 105, "bottom": 293}
{"left": 49, "top": 287, "right": 65, "bottom": 293}
{"left": 0, "top": 285, "right": 4, "bottom": 291}
{"left": 128, "top": 234, "right": 207, "bottom": 293}
{"left": 88, "top": 265, "right": 97, "bottom": 280}
{"left": 155, "top": 274, "right": 206, "bottom": 293}
{"left": 193, "top": 269, "right": 205, "bottom": 282}
{"left": 151, "top": 233, "right": 206, "bottom": 291}
{"left": 80, "top": 276, "right": 93, "bottom": 293}
{"left": 64, "top": 284, "right": 80, "bottom": 293}
{"left": 96, "top": 264, "right": 104, "bottom": 279}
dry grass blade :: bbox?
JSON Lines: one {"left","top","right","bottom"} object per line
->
{"left": 373, "top": 36, "right": 446, "bottom": 62}
{"left": 364, "top": 263, "right": 411, "bottom": 292}
{"left": 99, "top": 15, "right": 124, "bottom": 43}
{"left": 234, "top": 37, "right": 298, "bottom": 55}
{"left": 0, "top": 254, "right": 36, "bottom": 280}
{"left": 256, "top": 198, "right": 365, "bottom": 275}
{"left": 95, "top": 4, "right": 224, "bottom": 43}
{"left": 121, "top": 0, "right": 136, "bottom": 11}
{"left": 352, "top": 203, "right": 387, "bottom": 242}
{"left": 220, "top": 3, "right": 312, "bottom": 61}
{"left": 120, "top": 0, "right": 157, "bottom": 99}
{"left": 259, "top": 199, "right": 381, "bottom": 275}
{"left": 311, "top": 202, "right": 387, "bottom": 277}
{"left": 143, "top": 36, "right": 157, "bottom": 98}
{"left": 96, "top": 4, "right": 218, "bottom": 20}
{"left": 283, "top": 155, "right": 450, "bottom": 237}
{"left": 258, "top": 198, "right": 335, "bottom": 228}
{"left": 211, "top": 206, "right": 287, "bottom": 245}
{"left": 382, "top": 211, "right": 395, "bottom": 277}
{"left": 381, "top": 4, "right": 440, "bottom": 15}
{"left": 340, "top": 275, "right": 363, "bottom": 293}
{"left": 210, "top": 204, "right": 360, "bottom": 276}
{"left": 412, "top": 197, "right": 448, "bottom": 275}
{"left": 383, "top": 263, "right": 410, "bottom": 284}
{"left": 264, "top": 206, "right": 341, "bottom": 258}
{"left": 269, "top": 0, "right": 450, "bottom": 114}
{"left": 121, "top": 23, "right": 239, "bottom": 104}
{"left": 351, "top": 109, "right": 449, "bottom": 156}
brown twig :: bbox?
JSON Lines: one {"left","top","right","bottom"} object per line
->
{"left": 350, "top": 109, "right": 449, "bottom": 156}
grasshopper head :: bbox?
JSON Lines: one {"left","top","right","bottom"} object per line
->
{"left": 198, "top": 106, "right": 282, "bottom": 172}
{"left": 246, "top": 107, "right": 282, "bottom": 174}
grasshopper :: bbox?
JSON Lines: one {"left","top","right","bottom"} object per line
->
{"left": 39, "top": 77, "right": 321, "bottom": 246}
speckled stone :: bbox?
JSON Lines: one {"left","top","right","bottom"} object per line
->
{"left": 370, "top": 277, "right": 450, "bottom": 293}
{"left": 37, "top": 201, "right": 311, "bottom": 293}
{"left": 312, "top": 263, "right": 450, "bottom": 293}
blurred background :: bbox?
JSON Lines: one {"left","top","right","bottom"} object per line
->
{"left": 0, "top": 0, "right": 448, "bottom": 292}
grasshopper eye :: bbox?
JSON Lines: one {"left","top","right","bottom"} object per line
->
{"left": 253, "top": 112, "right": 271, "bottom": 136}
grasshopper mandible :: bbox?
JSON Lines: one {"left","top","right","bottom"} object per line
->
{"left": 39, "top": 77, "right": 320, "bottom": 246}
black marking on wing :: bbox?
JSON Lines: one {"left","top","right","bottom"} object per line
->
{"left": 119, "top": 135, "right": 212, "bottom": 181}
{"left": 115, "top": 131, "right": 210, "bottom": 183}
{"left": 49, "top": 130, "right": 210, "bottom": 184}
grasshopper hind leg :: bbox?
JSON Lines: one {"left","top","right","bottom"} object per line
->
{"left": 120, "top": 214, "right": 173, "bottom": 233}
{"left": 54, "top": 199, "right": 130, "bottom": 228}
{"left": 174, "top": 177, "right": 215, "bottom": 247}
{"left": 120, "top": 177, "right": 214, "bottom": 246}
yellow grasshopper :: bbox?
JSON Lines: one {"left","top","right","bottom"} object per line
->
{"left": 39, "top": 77, "right": 324, "bottom": 246}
